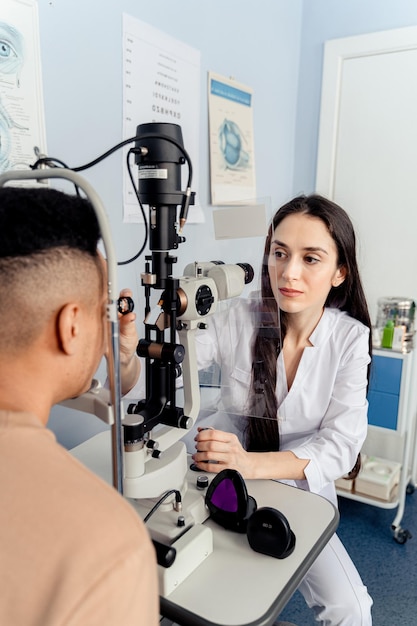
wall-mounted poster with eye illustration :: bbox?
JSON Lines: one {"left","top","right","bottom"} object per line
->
{"left": 0, "top": 0, "right": 46, "bottom": 181}
{"left": 208, "top": 71, "right": 256, "bottom": 205}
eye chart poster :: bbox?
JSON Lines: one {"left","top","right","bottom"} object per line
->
{"left": 122, "top": 15, "right": 203, "bottom": 223}
{"left": 0, "top": 0, "right": 46, "bottom": 179}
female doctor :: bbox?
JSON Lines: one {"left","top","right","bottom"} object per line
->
{"left": 123, "top": 194, "right": 373, "bottom": 625}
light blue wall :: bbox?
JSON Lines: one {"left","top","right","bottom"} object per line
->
{"left": 293, "top": 0, "right": 417, "bottom": 195}
{"left": 37, "top": 0, "right": 303, "bottom": 447}
{"left": 37, "top": 0, "right": 303, "bottom": 292}
{"left": 38, "top": 0, "right": 417, "bottom": 447}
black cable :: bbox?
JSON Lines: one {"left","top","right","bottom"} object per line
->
{"left": 29, "top": 132, "right": 193, "bottom": 267}
{"left": 71, "top": 132, "right": 193, "bottom": 194}
{"left": 143, "top": 489, "right": 182, "bottom": 524}
{"left": 71, "top": 135, "right": 140, "bottom": 172}
{"left": 31, "top": 133, "right": 193, "bottom": 189}
{"left": 30, "top": 156, "right": 83, "bottom": 196}
{"left": 30, "top": 156, "right": 71, "bottom": 170}
{"left": 117, "top": 148, "right": 149, "bottom": 266}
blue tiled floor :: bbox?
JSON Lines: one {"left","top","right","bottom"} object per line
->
{"left": 277, "top": 490, "right": 417, "bottom": 625}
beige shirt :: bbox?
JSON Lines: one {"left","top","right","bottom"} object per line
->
{"left": 0, "top": 410, "right": 159, "bottom": 626}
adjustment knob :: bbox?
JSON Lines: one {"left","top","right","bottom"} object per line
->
{"left": 196, "top": 475, "right": 209, "bottom": 490}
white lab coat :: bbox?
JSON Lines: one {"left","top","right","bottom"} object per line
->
{"left": 193, "top": 298, "right": 373, "bottom": 625}
{"left": 128, "top": 297, "right": 370, "bottom": 503}
{"left": 128, "top": 297, "right": 373, "bottom": 624}
{"left": 190, "top": 298, "right": 370, "bottom": 505}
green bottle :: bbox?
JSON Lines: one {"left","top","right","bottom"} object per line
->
{"left": 381, "top": 320, "right": 394, "bottom": 349}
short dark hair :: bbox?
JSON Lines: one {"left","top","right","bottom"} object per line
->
{"left": 0, "top": 187, "right": 102, "bottom": 353}
{"left": 0, "top": 186, "right": 100, "bottom": 258}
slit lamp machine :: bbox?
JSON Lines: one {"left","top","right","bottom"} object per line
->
{"left": 0, "top": 123, "right": 253, "bottom": 592}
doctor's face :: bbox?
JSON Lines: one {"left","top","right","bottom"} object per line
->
{"left": 267, "top": 213, "right": 346, "bottom": 318}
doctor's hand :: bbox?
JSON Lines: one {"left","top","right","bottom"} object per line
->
{"left": 118, "top": 288, "right": 140, "bottom": 394}
{"left": 192, "top": 427, "right": 254, "bottom": 479}
{"left": 193, "top": 428, "right": 308, "bottom": 482}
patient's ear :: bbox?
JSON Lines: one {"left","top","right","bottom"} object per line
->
{"left": 56, "top": 303, "right": 80, "bottom": 355}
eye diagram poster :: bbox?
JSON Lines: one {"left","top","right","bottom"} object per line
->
{"left": 208, "top": 72, "right": 256, "bottom": 205}
{"left": 122, "top": 15, "right": 203, "bottom": 223}
{"left": 0, "top": 0, "right": 46, "bottom": 180}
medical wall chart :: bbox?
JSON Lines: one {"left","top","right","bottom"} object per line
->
{"left": 122, "top": 14, "right": 203, "bottom": 223}
{"left": 208, "top": 72, "right": 256, "bottom": 205}
{"left": 0, "top": 0, "right": 46, "bottom": 181}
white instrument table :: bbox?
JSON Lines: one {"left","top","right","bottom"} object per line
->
{"left": 71, "top": 433, "right": 338, "bottom": 626}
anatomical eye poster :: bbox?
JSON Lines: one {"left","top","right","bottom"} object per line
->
{"left": 208, "top": 71, "right": 256, "bottom": 205}
{"left": 0, "top": 0, "right": 46, "bottom": 180}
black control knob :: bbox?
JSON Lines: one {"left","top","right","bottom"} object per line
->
{"left": 196, "top": 475, "right": 209, "bottom": 490}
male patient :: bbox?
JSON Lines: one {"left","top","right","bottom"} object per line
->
{"left": 0, "top": 187, "right": 159, "bottom": 625}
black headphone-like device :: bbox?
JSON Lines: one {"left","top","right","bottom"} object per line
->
{"left": 205, "top": 469, "right": 295, "bottom": 559}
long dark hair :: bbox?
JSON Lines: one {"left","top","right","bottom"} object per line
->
{"left": 245, "top": 194, "right": 372, "bottom": 452}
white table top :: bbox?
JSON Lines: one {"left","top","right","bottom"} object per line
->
{"left": 71, "top": 432, "right": 338, "bottom": 626}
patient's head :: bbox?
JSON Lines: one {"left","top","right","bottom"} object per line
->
{"left": 0, "top": 186, "right": 105, "bottom": 398}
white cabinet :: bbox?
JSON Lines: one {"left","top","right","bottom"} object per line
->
{"left": 337, "top": 349, "right": 417, "bottom": 542}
